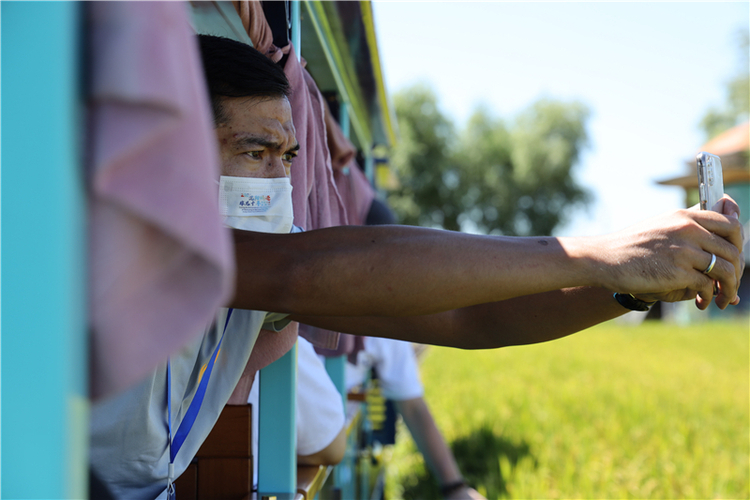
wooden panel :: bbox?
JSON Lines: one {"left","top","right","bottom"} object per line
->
{"left": 347, "top": 391, "right": 366, "bottom": 402}
{"left": 197, "top": 458, "right": 253, "bottom": 500}
{"left": 174, "top": 462, "right": 197, "bottom": 500}
{"left": 196, "top": 405, "right": 253, "bottom": 458}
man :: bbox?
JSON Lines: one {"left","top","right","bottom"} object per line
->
{"left": 90, "top": 34, "right": 744, "bottom": 499}
{"left": 212, "top": 31, "right": 742, "bottom": 343}
{"left": 89, "top": 37, "right": 301, "bottom": 500}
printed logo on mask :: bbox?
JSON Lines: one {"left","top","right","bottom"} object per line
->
{"left": 238, "top": 194, "right": 272, "bottom": 209}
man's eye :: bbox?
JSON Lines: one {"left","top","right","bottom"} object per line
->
{"left": 282, "top": 153, "right": 296, "bottom": 163}
{"left": 244, "top": 151, "right": 263, "bottom": 159}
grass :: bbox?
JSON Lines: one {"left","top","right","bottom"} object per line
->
{"left": 385, "top": 319, "right": 750, "bottom": 499}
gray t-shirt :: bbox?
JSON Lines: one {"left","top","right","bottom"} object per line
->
{"left": 90, "top": 308, "right": 290, "bottom": 499}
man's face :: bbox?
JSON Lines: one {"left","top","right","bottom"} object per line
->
{"left": 215, "top": 96, "right": 299, "bottom": 179}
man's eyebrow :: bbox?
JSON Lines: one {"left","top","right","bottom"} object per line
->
{"left": 232, "top": 136, "right": 283, "bottom": 150}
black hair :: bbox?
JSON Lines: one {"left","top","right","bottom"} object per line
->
{"left": 366, "top": 198, "right": 397, "bottom": 225}
{"left": 197, "top": 34, "right": 291, "bottom": 124}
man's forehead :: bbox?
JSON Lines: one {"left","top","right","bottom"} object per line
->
{"left": 223, "top": 95, "right": 292, "bottom": 122}
{"left": 219, "top": 96, "right": 296, "bottom": 144}
{"left": 235, "top": 116, "right": 292, "bottom": 138}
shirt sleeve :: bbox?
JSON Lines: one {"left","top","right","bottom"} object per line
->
{"left": 262, "top": 311, "right": 292, "bottom": 332}
{"left": 369, "top": 337, "right": 424, "bottom": 401}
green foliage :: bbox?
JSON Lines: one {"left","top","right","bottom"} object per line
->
{"left": 387, "top": 85, "right": 460, "bottom": 230}
{"left": 700, "top": 28, "right": 750, "bottom": 139}
{"left": 386, "top": 320, "right": 750, "bottom": 499}
{"left": 461, "top": 100, "right": 591, "bottom": 235}
{"left": 386, "top": 85, "right": 591, "bottom": 235}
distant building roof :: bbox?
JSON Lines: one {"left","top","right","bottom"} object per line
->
{"left": 658, "top": 121, "right": 750, "bottom": 188}
{"left": 701, "top": 121, "right": 749, "bottom": 157}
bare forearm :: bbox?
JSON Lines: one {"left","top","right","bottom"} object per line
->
{"left": 395, "top": 398, "right": 463, "bottom": 486}
{"left": 232, "top": 206, "right": 743, "bottom": 316}
{"left": 453, "top": 286, "right": 629, "bottom": 348}
{"left": 293, "top": 287, "right": 627, "bottom": 349}
{"left": 296, "top": 425, "right": 346, "bottom": 466}
{"left": 232, "top": 225, "right": 588, "bottom": 316}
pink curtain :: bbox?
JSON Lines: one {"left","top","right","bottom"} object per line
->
{"left": 87, "top": 1, "right": 235, "bottom": 399}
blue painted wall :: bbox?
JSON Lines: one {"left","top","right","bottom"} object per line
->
{"left": 1, "top": 2, "right": 88, "bottom": 498}
{"left": 258, "top": 344, "right": 298, "bottom": 494}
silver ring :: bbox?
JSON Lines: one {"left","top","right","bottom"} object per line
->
{"left": 703, "top": 253, "right": 717, "bottom": 275}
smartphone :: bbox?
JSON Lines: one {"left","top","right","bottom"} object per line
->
{"left": 696, "top": 152, "right": 724, "bottom": 211}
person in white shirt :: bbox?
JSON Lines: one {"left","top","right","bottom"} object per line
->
{"left": 348, "top": 336, "right": 485, "bottom": 500}
{"left": 248, "top": 337, "right": 346, "bottom": 490}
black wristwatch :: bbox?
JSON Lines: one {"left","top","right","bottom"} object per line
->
{"left": 614, "top": 293, "right": 657, "bottom": 311}
{"left": 440, "top": 479, "right": 468, "bottom": 497}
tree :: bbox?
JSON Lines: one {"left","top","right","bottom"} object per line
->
{"left": 386, "top": 84, "right": 591, "bottom": 236}
{"left": 700, "top": 28, "right": 749, "bottom": 139}
{"left": 386, "top": 84, "right": 460, "bottom": 230}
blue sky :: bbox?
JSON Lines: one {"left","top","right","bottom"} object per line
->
{"left": 372, "top": 1, "right": 749, "bottom": 236}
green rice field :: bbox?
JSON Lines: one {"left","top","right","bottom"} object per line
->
{"left": 385, "top": 319, "right": 750, "bottom": 499}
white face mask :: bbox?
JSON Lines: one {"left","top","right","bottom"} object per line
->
{"left": 218, "top": 175, "right": 294, "bottom": 234}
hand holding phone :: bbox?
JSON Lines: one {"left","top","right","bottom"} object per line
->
{"left": 696, "top": 152, "right": 724, "bottom": 211}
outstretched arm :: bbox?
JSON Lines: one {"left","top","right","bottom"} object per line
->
{"left": 289, "top": 199, "right": 744, "bottom": 349}
{"left": 232, "top": 202, "right": 743, "bottom": 318}
{"left": 291, "top": 286, "right": 626, "bottom": 349}
{"left": 396, "top": 397, "right": 486, "bottom": 500}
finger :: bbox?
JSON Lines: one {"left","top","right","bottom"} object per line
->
{"left": 686, "top": 250, "right": 729, "bottom": 309}
{"left": 716, "top": 279, "right": 742, "bottom": 308}
{"left": 695, "top": 228, "right": 743, "bottom": 295}
{"left": 695, "top": 283, "right": 715, "bottom": 310}
{"left": 695, "top": 292, "right": 712, "bottom": 310}
{"left": 712, "top": 195, "right": 741, "bottom": 219}
{"left": 688, "top": 263, "right": 716, "bottom": 310}
{"left": 700, "top": 252, "right": 717, "bottom": 275}
{"left": 712, "top": 197, "right": 746, "bottom": 284}
{"left": 716, "top": 282, "right": 741, "bottom": 308}
{"left": 691, "top": 210, "right": 745, "bottom": 254}
{"left": 702, "top": 254, "right": 738, "bottom": 309}
{"left": 708, "top": 257, "right": 737, "bottom": 308}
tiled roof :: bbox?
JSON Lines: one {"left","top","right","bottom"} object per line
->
{"left": 698, "top": 121, "right": 749, "bottom": 157}
{"left": 658, "top": 121, "right": 749, "bottom": 188}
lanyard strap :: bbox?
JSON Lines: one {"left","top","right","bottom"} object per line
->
{"left": 166, "top": 308, "right": 233, "bottom": 496}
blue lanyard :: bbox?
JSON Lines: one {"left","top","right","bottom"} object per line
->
{"left": 166, "top": 308, "right": 233, "bottom": 498}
